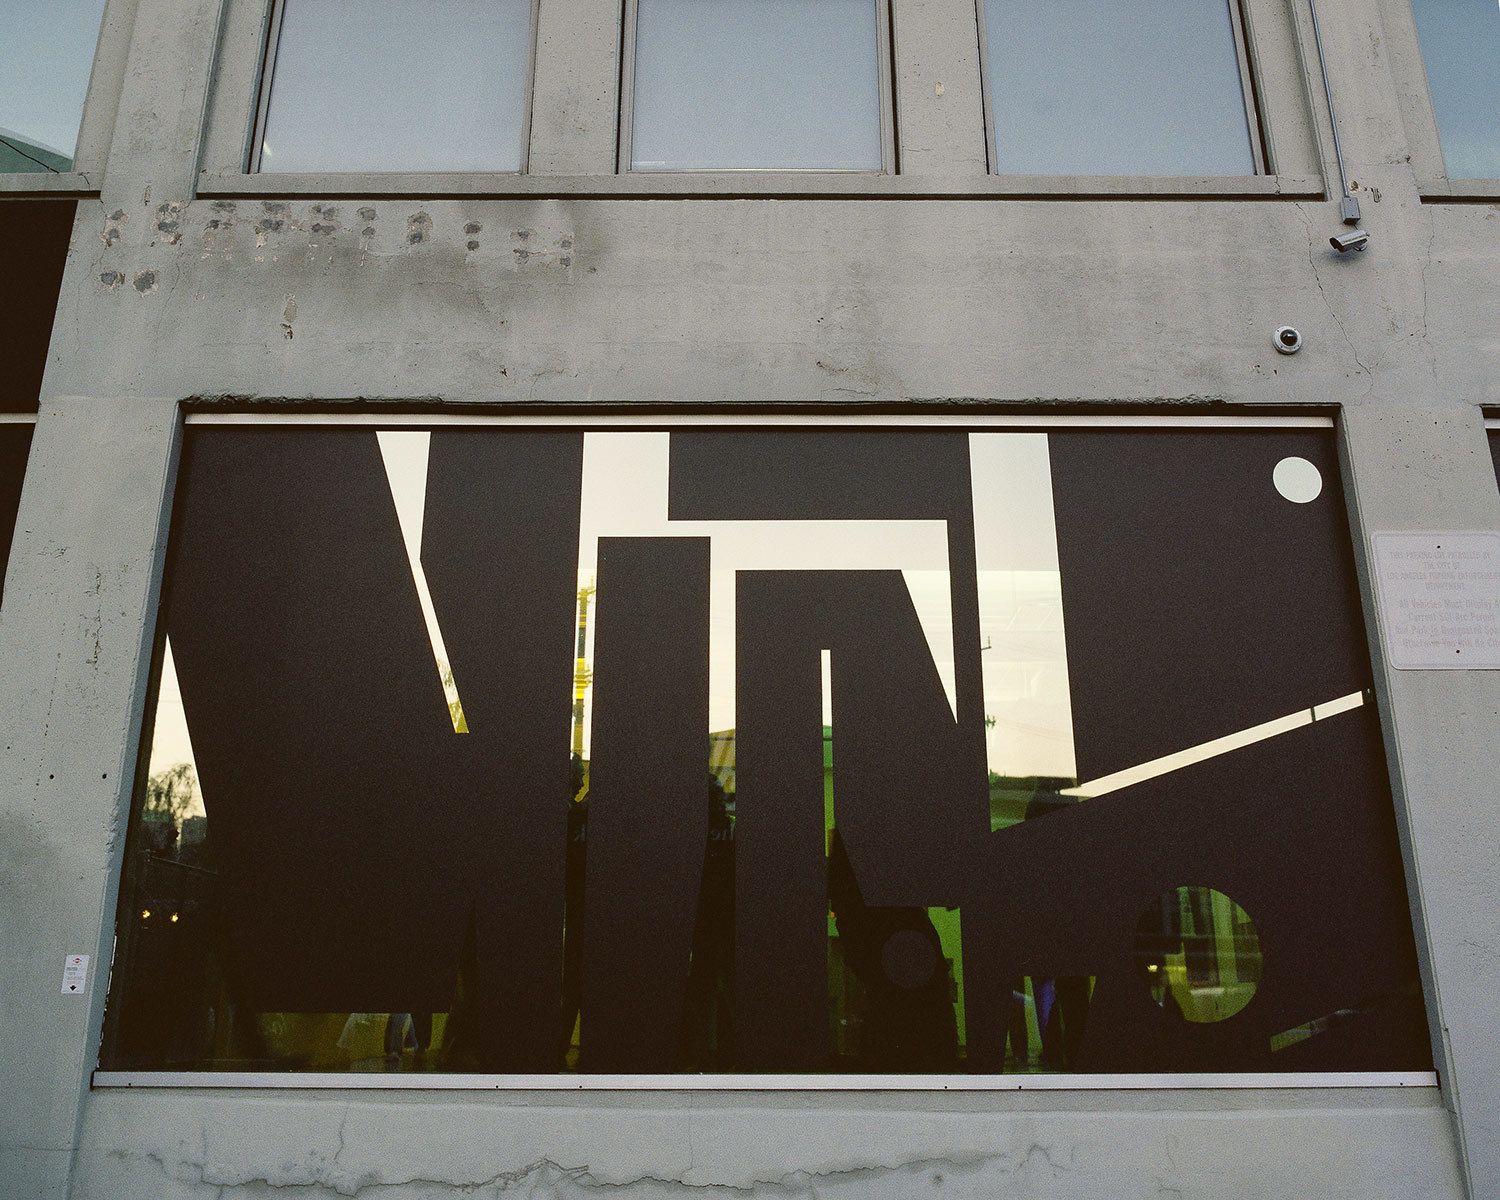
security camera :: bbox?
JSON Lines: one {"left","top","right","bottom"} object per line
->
{"left": 1330, "top": 228, "right": 1369, "bottom": 253}
{"left": 1274, "top": 326, "right": 1302, "bottom": 354}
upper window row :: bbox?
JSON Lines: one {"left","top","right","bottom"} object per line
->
{"left": 251, "top": 0, "right": 1261, "bottom": 176}
{"left": 2, "top": 0, "right": 1498, "bottom": 181}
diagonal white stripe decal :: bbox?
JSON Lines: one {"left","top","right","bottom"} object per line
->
{"left": 1061, "top": 691, "right": 1366, "bottom": 799}
{"left": 377, "top": 431, "right": 468, "bottom": 734}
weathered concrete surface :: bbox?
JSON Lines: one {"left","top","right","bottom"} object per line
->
{"left": 3, "top": 0, "right": 1500, "bottom": 1193}
{"left": 526, "top": 0, "right": 621, "bottom": 174}
{"left": 71, "top": 1088, "right": 1464, "bottom": 1200}
{"left": 1341, "top": 404, "right": 1500, "bottom": 1200}
{"left": 0, "top": 398, "right": 179, "bottom": 1199}
{"left": 890, "top": 0, "right": 987, "bottom": 176}
{"left": 38, "top": 183, "right": 1500, "bottom": 410}
{"left": 98, "top": 0, "right": 222, "bottom": 205}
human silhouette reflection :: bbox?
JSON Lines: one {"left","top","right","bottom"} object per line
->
{"left": 827, "top": 830, "right": 958, "bottom": 1071}
{"left": 1006, "top": 780, "right": 1091, "bottom": 1070}
{"left": 678, "top": 773, "right": 735, "bottom": 1069}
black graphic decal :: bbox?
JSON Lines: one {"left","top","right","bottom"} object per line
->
{"left": 1049, "top": 430, "right": 1367, "bottom": 782}
{"left": 581, "top": 536, "right": 712, "bottom": 1070}
{"left": 106, "top": 425, "right": 1431, "bottom": 1077}
{"left": 0, "top": 423, "right": 33, "bottom": 605}
{"left": 168, "top": 428, "right": 462, "bottom": 1011}
{"left": 421, "top": 429, "right": 584, "bottom": 1070}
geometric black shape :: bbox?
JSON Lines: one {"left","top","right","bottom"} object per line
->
{"left": 734, "top": 568, "right": 986, "bottom": 1070}
{"left": 165, "top": 427, "right": 466, "bottom": 1012}
{"left": 0, "top": 422, "right": 34, "bottom": 606}
{"left": 732, "top": 572, "right": 830, "bottom": 1071}
{"left": 107, "top": 421, "right": 1429, "bottom": 1078}
{"left": 1050, "top": 429, "right": 1370, "bottom": 783}
{"left": 668, "top": 427, "right": 971, "bottom": 522}
{"left": 960, "top": 703, "right": 1430, "bottom": 1072}
{"left": 0, "top": 198, "right": 74, "bottom": 412}
{"left": 580, "top": 536, "right": 711, "bottom": 1071}
{"left": 422, "top": 429, "right": 586, "bottom": 1070}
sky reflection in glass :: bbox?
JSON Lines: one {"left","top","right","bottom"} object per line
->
{"left": 258, "top": 0, "right": 532, "bottom": 173}
{"left": 630, "top": 0, "right": 883, "bottom": 170}
{"left": 1410, "top": 0, "right": 1500, "bottom": 178}
{"left": 983, "top": 0, "right": 1255, "bottom": 176}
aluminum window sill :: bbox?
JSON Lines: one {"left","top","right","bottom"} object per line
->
{"left": 93, "top": 1070, "right": 1438, "bottom": 1091}
{"left": 197, "top": 171, "right": 1324, "bottom": 201}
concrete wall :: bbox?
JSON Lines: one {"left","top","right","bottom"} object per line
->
{"left": 2, "top": 0, "right": 1499, "bottom": 1195}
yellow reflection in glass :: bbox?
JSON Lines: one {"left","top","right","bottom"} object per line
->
{"left": 1134, "top": 886, "right": 1262, "bottom": 1023}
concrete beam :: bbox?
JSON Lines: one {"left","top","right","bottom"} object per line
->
{"left": 1341, "top": 400, "right": 1500, "bottom": 1200}
{"left": 0, "top": 397, "right": 179, "bottom": 1200}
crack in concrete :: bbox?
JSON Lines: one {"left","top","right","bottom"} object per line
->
{"left": 1421, "top": 210, "right": 1438, "bottom": 376}
{"left": 1295, "top": 203, "right": 1373, "bottom": 392}
{"left": 116, "top": 1143, "right": 1075, "bottom": 1198}
{"left": 1458, "top": 937, "right": 1500, "bottom": 965}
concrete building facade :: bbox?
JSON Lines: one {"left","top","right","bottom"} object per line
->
{"left": 2, "top": 0, "right": 1499, "bottom": 1196}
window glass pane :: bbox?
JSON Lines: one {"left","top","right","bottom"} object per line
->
{"left": 102, "top": 423, "right": 1430, "bottom": 1076}
{"left": 0, "top": 0, "right": 105, "bottom": 172}
{"left": 629, "top": 0, "right": 883, "bottom": 171}
{"left": 257, "top": 0, "right": 533, "bottom": 173}
{"left": 0, "top": 422, "right": 34, "bottom": 607}
{"left": 1410, "top": 0, "right": 1500, "bottom": 178}
{"left": 0, "top": 199, "right": 75, "bottom": 410}
{"left": 982, "top": 0, "right": 1255, "bottom": 175}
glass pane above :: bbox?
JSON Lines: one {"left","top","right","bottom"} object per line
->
{"left": 982, "top": 0, "right": 1256, "bottom": 176}
{"left": 629, "top": 0, "right": 883, "bottom": 171}
{"left": 1410, "top": 0, "right": 1500, "bottom": 179}
{"left": 257, "top": 0, "right": 533, "bottom": 173}
{"left": 0, "top": 0, "right": 106, "bottom": 172}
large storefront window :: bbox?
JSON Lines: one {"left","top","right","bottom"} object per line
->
{"left": 99, "top": 417, "right": 1430, "bottom": 1078}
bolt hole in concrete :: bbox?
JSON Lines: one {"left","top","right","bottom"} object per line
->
{"left": 1134, "top": 886, "right": 1262, "bottom": 1022}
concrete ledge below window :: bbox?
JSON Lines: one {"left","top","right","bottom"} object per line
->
{"left": 0, "top": 172, "right": 97, "bottom": 195}
{"left": 65, "top": 1083, "right": 1465, "bottom": 1200}
{"left": 1418, "top": 177, "right": 1500, "bottom": 200}
{"left": 198, "top": 171, "right": 1325, "bottom": 201}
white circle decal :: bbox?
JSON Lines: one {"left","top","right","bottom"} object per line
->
{"left": 1273, "top": 456, "right": 1322, "bottom": 503}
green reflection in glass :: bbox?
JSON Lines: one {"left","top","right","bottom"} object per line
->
{"left": 1135, "top": 886, "right": 1263, "bottom": 1023}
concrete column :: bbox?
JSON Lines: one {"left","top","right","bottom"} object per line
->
{"left": 1340, "top": 400, "right": 1500, "bottom": 1200}
{"left": 889, "top": 0, "right": 988, "bottom": 175}
{"left": 0, "top": 397, "right": 179, "bottom": 1200}
{"left": 528, "top": 0, "right": 624, "bottom": 174}
{"left": 99, "top": 0, "right": 224, "bottom": 207}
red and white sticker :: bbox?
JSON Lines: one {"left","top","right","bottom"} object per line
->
{"left": 62, "top": 954, "right": 89, "bottom": 995}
